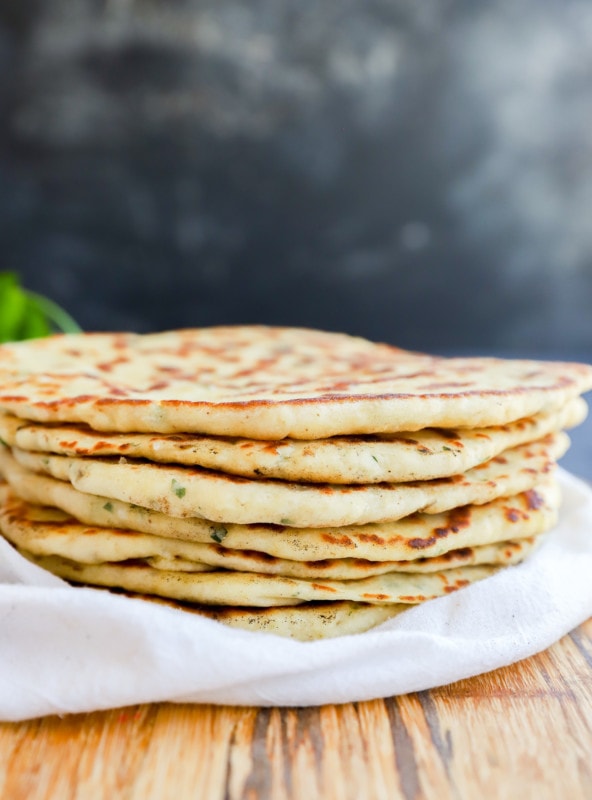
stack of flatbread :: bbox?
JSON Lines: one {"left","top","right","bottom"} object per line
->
{"left": 0, "top": 327, "right": 590, "bottom": 640}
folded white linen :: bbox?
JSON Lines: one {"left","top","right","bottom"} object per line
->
{"left": 0, "top": 468, "right": 590, "bottom": 721}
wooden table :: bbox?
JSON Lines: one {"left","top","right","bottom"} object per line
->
{"left": 1, "top": 617, "right": 591, "bottom": 800}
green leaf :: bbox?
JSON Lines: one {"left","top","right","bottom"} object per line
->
{"left": 0, "top": 271, "right": 81, "bottom": 343}
{"left": 19, "top": 300, "right": 51, "bottom": 340}
{"left": 0, "top": 279, "right": 28, "bottom": 342}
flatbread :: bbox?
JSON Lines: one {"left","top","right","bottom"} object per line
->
{"left": 145, "top": 538, "right": 538, "bottom": 576}
{"left": 0, "top": 485, "right": 542, "bottom": 579}
{"left": 0, "top": 328, "right": 590, "bottom": 438}
{"left": 143, "top": 598, "right": 410, "bottom": 640}
{"left": 187, "top": 602, "right": 408, "bottom": 640}
{"left": 9, "top": 432, "right": 568, "bottom": 526}
{"left": 0, "top": 397, "right": 584, "bottom": 483}
{"left": 21, "top": 553, "right": 501, "bottom": 606}
{"left": 0, "top": 447, "right": 561, "bottom": 561}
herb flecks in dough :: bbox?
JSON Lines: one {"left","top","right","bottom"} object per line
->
{"left": 171, "top": 479, "right": 186, "bottom": 499}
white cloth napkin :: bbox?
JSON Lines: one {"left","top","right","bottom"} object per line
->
{"left": 1, "top": 467, "right": 591, "bottom": 721}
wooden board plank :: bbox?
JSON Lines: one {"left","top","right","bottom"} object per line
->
{"left": 0, "top": 618, "right": 590, "bottom": 800}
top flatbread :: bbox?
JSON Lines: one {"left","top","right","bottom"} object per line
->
{"left": 0, "top": 327, "right": 590, "bottom": 438}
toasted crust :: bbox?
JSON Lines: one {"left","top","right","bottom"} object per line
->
{"left": 0, "top": 484, "right": 549, "bottom": 579}
{"left": 8, "top": 432, "right": 568, "bottom": 527}
{"left": 0, "top": 398, "right": 584, "bottom": 484}
{"left": 0, "top": 446, "right": 561, "bottom": 561}
{"left": 0, "top": 327, "right": 590, "bottom": 438}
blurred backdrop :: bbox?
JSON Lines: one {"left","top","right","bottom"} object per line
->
{"left": 0, "top": 1, "right": 591, "bottom": 470}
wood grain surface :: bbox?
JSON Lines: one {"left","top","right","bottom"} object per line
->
{"left": 1, "top": 617, "right": 590, "bottom": 800}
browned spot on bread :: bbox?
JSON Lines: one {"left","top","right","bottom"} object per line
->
{"left": 407, "top": 537, "right": 436, "bottom": 550}
{"left": 302, "top": 559, "right": 337, "bottom": 570}
{"left": 504, "top": 507, "right": 524, "bottom": 522}
{"left": 248, "top": 523, "right": 288, "bottom": 533}
{"left": 525, "top": 489, "right": 545, "bottom": 510}
{"left": 357, "top": 533, "right": 387, "bottom": 545}
{"left": 311, "top": 584, "right": 337, "bottom": 593}
{"left": 146, "top": 381, "right": 171, "bottom": 392}
{"left": 321, "top": 533, "right": 355, "bottom": 546}
{"left": 94, "top": 398, "right": 151, "bottom": 408}
{"left": 443, "top": 581, "right": 469, "bottom": 593}
{"left": 86, "top": 440, "right": 124, "bottom": 454}
{"left": 430, "top": 428, "right": 461, "bottom": 440}
{"left": 407, "top": 506, "right": 472, "bottom": 549}
{"left": 96, "top": 356, "right": 130, "bottom": 372}
{"left": 216, "top": 546, "right": 279, "bottom": 564}
{"left": 260, "top": 442, "right": 283, "bottom": 455}
{"left": 439, "top": 547, "right": 473, "bottom": 561}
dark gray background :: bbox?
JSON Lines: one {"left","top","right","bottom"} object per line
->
{"left": 1, "top": 0, "right": 591, "bottom": 474}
